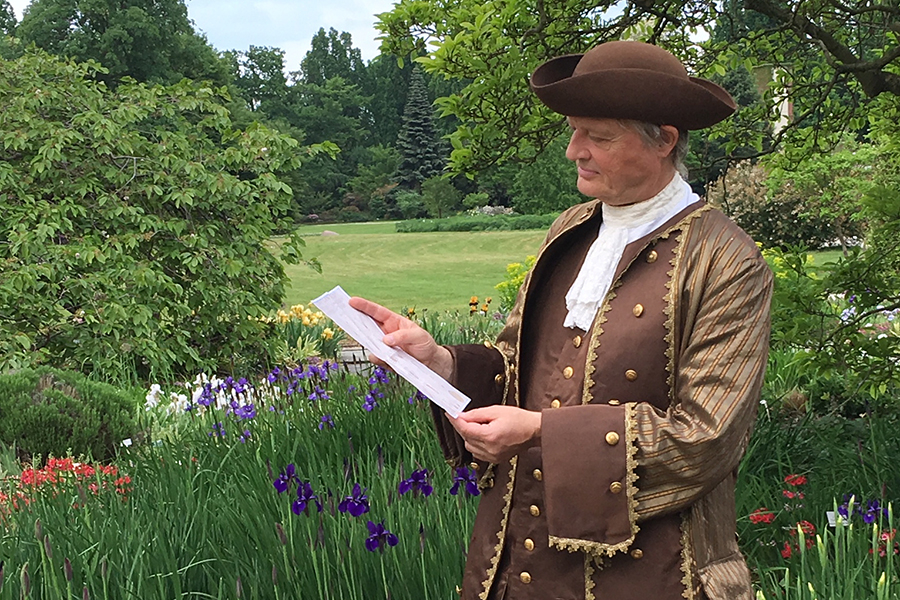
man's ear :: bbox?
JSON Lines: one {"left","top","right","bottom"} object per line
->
{"left": 658, "top": 125, "right": 679, "bottom": 158}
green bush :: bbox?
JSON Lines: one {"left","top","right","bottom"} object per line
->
{"left": 395, "top": 213, "right": 557, "bottom": 233}
{"left": 0, "top": 48, "right": 329, "bottom": 379}
{"left": 0, "top": 367, "right": 140, "bottom": 462}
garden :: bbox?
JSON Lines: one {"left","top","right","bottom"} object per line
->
{"left": 4, "top": 0, "right": 900, "bottom": 596}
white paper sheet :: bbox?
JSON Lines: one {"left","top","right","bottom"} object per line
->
{"left": 312, "top": 286, "right": 471, "bottom": 417}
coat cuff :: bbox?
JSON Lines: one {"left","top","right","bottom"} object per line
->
{"left": 542, "top": 403, "right": 639, "bottom": 558}
{"left": 429, "top": 344, "right": 508, "bottom": 485}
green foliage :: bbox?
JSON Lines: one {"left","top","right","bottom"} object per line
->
{"left": 16, "top": 0, "right": 229, "bottom": 86}
{"left": 0, "top": 48, "right": 327, "bottom": 378}
{"left": 0, "top": 367, "right": 139, "bottom": 461}
{"left": 0, "top": 1, "right": 14, "bottom": 34}
{"left": 377, "top": 0, "right": 900, "bottom": 176}
{"left": 463, "top": 191, "right": 490, "bottom": 209}
{"left": 222, "top": 46, "right": 289, "bottom": 114}
{"left": 510, "top": 134, "right": 583, "bottom": 214}
{"left": 420, "top": 176, "right": 461, "bottom": 218}
{"left": 395, "top": 66, "right": 446, "bottom": 190}
{"left": 394, "top": 190, "right": 427, "bottom": 219}
{"left": 709, "top": 162, "right": 837, "bottom": 249}
{"left": 395, "top": 214, "right": 556, "bottom": 233}
{"left": 494, "top": 255, "right": 536, "bottom": 312}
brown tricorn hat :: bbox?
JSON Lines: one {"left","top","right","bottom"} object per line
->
{"left": 530, "top": 41, "right": 736, "bottom": 130}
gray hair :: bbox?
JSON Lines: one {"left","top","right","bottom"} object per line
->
{"left": 619, "top": 120, "right": 690, "bottom": 179}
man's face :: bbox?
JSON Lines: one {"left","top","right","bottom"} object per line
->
{"left": 565, "top": 117, "right": 676, "bottom": 206}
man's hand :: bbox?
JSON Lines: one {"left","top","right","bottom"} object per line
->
{"left": 448, "top": 406, "right": 542, "bottom": 463}
{"left": 348, "top": 296, "right": 453, "bottom": 380}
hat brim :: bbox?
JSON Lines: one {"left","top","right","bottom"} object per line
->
{"left": 531, "top": 54, "right": 736, "bottom": 130}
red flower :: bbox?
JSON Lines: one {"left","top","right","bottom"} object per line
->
{"left": 749, "top": 508, "right": 776, "bottom": 524}
{"left": 781, "top": 541, "right": 793, "bottom": 559}
{"left": 784, "top": 474, "right": 807, "bottom": 486}
{"left": 782, "top": 490, "right": 805, "bottom": 499}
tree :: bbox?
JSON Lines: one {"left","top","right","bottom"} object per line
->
{"left": 377, "top": 0, "right": 900, "bottom": 173}
{"left": 0, "top": 1, "right": 14, "bottom": 34}
{"left": 0, "top": 48, "right": 330, "bottom": 377}
{"left": 299, "top": 28, "right": 367, "bottom": 89}
{"left": 395, "top": 66, "right": 446, "bottom": 190}
{"left": 223, "top": 45, "right": 289, "bottom": 114}
{"left": 421, "top": 176, "right": 461, "bottom": 218}
{"left": 509, "top": 134, "right": 583, "bottom": 214}
{"left": 16, "top": 0, "right": 229, "bottom": 85}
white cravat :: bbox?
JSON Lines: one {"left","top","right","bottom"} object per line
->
{"left": 563, "top": 174, "right": 697, "bottom": 331}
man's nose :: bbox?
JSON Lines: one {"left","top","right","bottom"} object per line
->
{"left": 565, "top": 131, "right": 586, "bottom": 161}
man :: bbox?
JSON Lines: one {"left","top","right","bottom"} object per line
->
{"left": 351, "top": 40, "right": 772, "bottom": 600}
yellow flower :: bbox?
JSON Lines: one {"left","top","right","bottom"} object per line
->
{"left": 481, "top": 304, "right": 489, "bottom": 312}
{"left": 302, "top": 316, "right": 311, "bottom": 326}
{"left": 469, "top": 295, "right": 478, "bottom": 305}
{"left": 322, "top": 328, "right": 334, "bottom": 340}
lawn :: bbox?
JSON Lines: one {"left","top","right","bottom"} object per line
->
{"left": 282, "top": 221, "right": 850, "bottom": 314}
{"left": 283, "top": 222, "right": 546, "bottom": 313}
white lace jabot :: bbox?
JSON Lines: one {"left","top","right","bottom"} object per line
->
{"left": 563, "top": 173, "right": 697, "bottom": 331}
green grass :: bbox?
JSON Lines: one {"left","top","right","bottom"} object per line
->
{"left": 284, "top": 228, "right": 546, "bottom": 313}
{"left": 283, "top": 224, "right": 850, "bottom": 314}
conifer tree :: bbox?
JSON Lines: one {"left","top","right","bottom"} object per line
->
{"left": 395, "top": 66, "right": 446, "bottom": 190}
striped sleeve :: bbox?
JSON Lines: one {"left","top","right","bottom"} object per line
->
{"left": 633, "top": 214, "right": 773, "bottom": 520}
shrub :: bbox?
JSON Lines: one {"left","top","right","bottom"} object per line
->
{"left": 708, "top": 161, "right": 835, "bottom": 249}
{"left": 494, "top": 255, "right": 536, "bottom": 312}
{"left": 395, "top": 213, "right": 557, "bottom": 233}
{"left": 0, "top": 48, "right": 328, "bottom": 379}
{"left": 0, "top": 367, "right": 140, "bottom": 462}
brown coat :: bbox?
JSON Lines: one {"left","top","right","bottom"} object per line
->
{"left": 433, "top": 200, "right": 773, "bottom": 600}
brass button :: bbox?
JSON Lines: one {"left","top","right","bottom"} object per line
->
{"left": 469, "top": 462, "right": 479, "bottom": 471}
{"left": 625, "top": 369, "right": 638, "bottom": 382}
{"left": 483, "top": 340, "right": 494, "bottom": 349}
{"left": 529, "top": 504, "right": 541, "bottom": 517}
{"left": 519, "top": 572, "right": 532, "bottom": 584}
{"left": 647, "top": 250, "right": 658, "bottom": 263}
{"left": 632, "top": 303, "right": 644, "bottom": 318}
{"left": 494, "top": 373, "right": 504, "bottom": 384}
{"left": 563, "top": 366, "right": 574, "bottom": 379}
{"left": 609, "top": 481, "right": 623, "bottom": 494}
{"left": 532, "top": 469, "right": 543, "bottom": 481}
{"left": 524, "top": 538, "right": 535, "bottom": 551}
{"left": 605, "top": 432, "right": 620, "bottom": 446}
{"left": 608, "top": 399, "right": 621, "bottom": 406}
{"left": 573, "top": 335, "right": 582, "bottom": 348}
{"left": 630, "top": 548, "right": 644, "bottom": 560}
{"left": 550, "top": 399, "right": 561, "bottom": 408}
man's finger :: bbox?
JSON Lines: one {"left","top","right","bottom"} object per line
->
{"left": 349, "top": 296, "right": 398, "bottom": 325}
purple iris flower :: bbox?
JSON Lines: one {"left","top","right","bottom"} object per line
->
{"left": 408, "top": 390, "right": 428, "bottom": 405}
{"left": 292, "top": 481, "right": 323, "bottom": 515}
{"left": 233, "top": 402, "right": 256, "bottom": 420}
{"left": 338, "top": 483, "right": 370, "bottom": 517}
{"left": 197, "top": 383, "right": 215, "bottom": 407}
{"left": 208, "top": 422, "right": 226, "bottom": 438}
{"left": 450, "top": 466, "right": 480, "bottom": 497}
{"left": 308, "top": 386, "right": 330, "bottom": 402}
{"left": 240, "top": 429, "right": 251, "bottom": 443}
{"left": 363, "top": 393, "right": 378, "bottom": 412}
{"left": 273, "top": 464, "right": 297, "bottom": 494}
{"left": 368, "top": 366, "right": 390, "bottom": 385}
{"left": 319, "top": 414, "right": 335, "bottom": 430}
{"left": 364, "top": 520, "right": 399, "bottom": 552}
{"left": 233, "top": 377, "right": 250, "bottom": 394}
{"left": 398, "top": 469, "right": 433, "bottom": 497}
{"left": 267, "top": 367, "right": 281, "bottom": 384}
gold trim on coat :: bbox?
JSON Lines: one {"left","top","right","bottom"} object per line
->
{"left": 478, "top": 457, "right": 518, "bottom": 600}
{"left": 680, "top": 511, "right": 696, "bottom": 600}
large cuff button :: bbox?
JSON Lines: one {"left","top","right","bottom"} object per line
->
{"left": 609, "top": 481, "right": 623, "bottom": 494}
{"left": 605, "top": 432, "right": 620, "bottom": 446}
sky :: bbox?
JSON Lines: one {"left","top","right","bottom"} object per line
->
{"left": 7, "top": 0, "right": 399, "bottom": 70}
